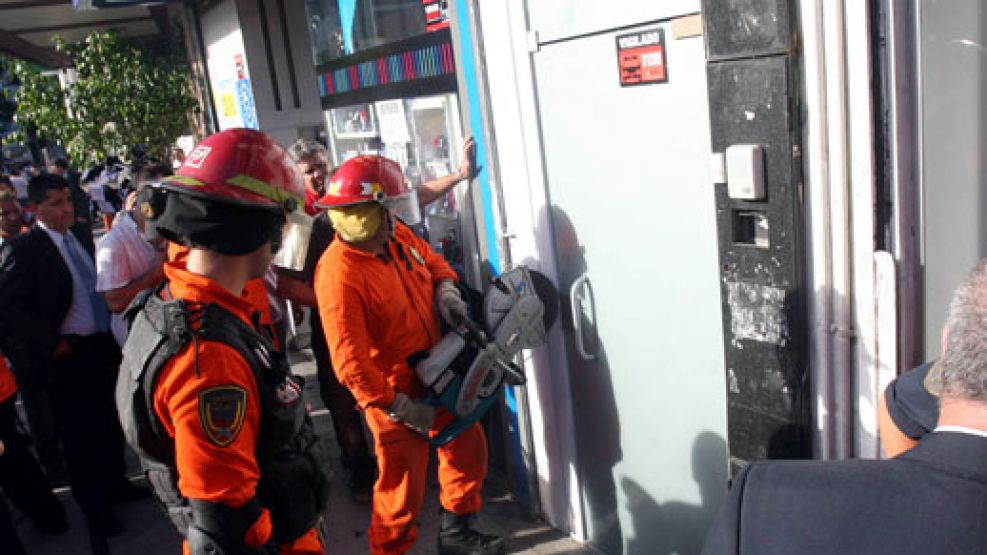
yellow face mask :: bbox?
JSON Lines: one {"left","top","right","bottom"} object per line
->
{"left": 328, "top": 203, "right": 383, "bottom": 243}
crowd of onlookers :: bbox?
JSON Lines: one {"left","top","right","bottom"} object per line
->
{"left": 0, "top": 155, "right": 177, "bottom": 555}
{"left": 0, "top": 153, "right": 253, "bottom": 548}
{"left": 0, "top": 135, "right": 480, "bottom": 555}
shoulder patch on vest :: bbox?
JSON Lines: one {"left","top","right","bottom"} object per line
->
{"left": 198, "top": 386, "right": 247, "bottom": 447}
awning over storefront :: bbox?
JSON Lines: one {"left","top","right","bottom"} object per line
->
{"left": 0, "top": 0, "right": 172, "bottom": 67}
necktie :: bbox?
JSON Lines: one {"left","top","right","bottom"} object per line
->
{"left": 62, "top": 232, "right": 111, "bottom": 332}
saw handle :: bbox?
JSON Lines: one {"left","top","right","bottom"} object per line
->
{"left": 490, "top": 275, "right": 511, "bottom": 295}
{"left": 455, "top": 314, "right": 488, "bottom": 348}
{"left": 498, "top": 359, "right": 526, "bottom": 386}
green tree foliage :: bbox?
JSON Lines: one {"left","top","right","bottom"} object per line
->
{"left": 0, "top": 58, "right": 17, "bottom": 132}
{"left": 12, "top": 31, "right": 197, "bottom": 167}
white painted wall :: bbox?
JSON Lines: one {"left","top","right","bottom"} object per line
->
{"left": 200, "top": 0, "right": 324, "bottom": 145}
{"left": 236, "top": 0, "right": 324, "bottom": 145}
{"left": 201, "top": 0, "right": 254, "bottom": 131}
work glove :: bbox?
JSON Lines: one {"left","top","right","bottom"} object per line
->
{"left": 436, "top": 279, "right": 468, "bottom": 327}
{"left": 387, "top": 392, "right": 436, "bottom": 436}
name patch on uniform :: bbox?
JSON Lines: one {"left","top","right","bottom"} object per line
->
{"left": 198, "top": 386, "right": 247, "bottom": 447}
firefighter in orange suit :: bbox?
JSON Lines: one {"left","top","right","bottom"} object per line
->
{"left": 117, "top": 129, "right": 333, "bottom": 555}
{"left": 313, "top": 155, "right": 504, "bottom": 555}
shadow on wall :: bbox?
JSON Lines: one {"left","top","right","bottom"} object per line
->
{"left": 537, "top": 204, "right": 625, "bottom": 554}
{"left": 622, "top": 431, "right": 728, "bottom": 555}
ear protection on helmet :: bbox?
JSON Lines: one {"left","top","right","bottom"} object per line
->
{"left": 137, "top": 184, "right": 170, "bottom": 242}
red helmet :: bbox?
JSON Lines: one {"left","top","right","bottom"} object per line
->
{"left": 315, "top": 155, "right": 408, "bottom": 208}
{"left": 316, "top": 154, "right": 421, "bottom": 225}
{"left": 163, "top": 128, "right": 304, "bottom": 212}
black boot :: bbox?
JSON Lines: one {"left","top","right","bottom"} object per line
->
{"left": 437, "top": 509, "right": 505, "bottom": 555}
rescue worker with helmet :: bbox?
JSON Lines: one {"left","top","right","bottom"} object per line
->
{"left": 117, "top": 128, "right": 333, "bottom": 554}
{"left": 313, "top": 154, "right": 504, "bottom": 555}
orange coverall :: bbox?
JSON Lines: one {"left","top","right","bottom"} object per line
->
{"left": 153, "top": 262, "right": 322, "bottom": 554}
{"left": 314, "top": 221, "right": 487, "bottom": 554}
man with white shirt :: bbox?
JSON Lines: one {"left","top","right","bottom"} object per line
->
{"left": 95, "top": 163, "right": 168, "bottom": 346}
{"left": 0, "top": 173, "right": 146, "bottom": 554}
{"left": 701, "top": 259, "right": 987, "bottom": 555}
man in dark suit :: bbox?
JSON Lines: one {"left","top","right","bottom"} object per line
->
{"left": 48, "top": 157, "right": 93, "bottom": 244}
{"left": 0, "top": 173, "right": 145, "bottom": 553}
{"left": 1, "top": 188, "right": 66, "bottom": 484}
{"left": 702, "top": 260, "right": 987, "bottom": 555}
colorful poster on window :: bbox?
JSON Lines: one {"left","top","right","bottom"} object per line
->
{"left": 207, "top": 30, "right": 259, "bottom": 130}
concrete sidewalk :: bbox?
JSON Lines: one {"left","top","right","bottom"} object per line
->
{"left": 14, "top": 346, "right": 588, "bottom": 554}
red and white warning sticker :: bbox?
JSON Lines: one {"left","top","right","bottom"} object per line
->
{"left": 616, "top": 28, "right": 668, "bottom": 87}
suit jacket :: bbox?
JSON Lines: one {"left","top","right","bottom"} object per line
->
{"left": 0, "top": 223, "right": 95, "bottom": 386}
{"left": 701, "top": 432, "right": 987, "bottom": 554}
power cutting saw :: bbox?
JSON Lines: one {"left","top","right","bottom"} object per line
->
{"left": 415, "top": 266, "right": 559, "bottom": 446}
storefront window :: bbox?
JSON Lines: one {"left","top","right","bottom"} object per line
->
{"left": 324, "top": 93, "right": 463, "bottom": 217}
{"left": 306, "top": 0, "right": 439, "bottom": 66}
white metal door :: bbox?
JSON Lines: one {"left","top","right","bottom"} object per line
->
{"left": 525, "top": 12, "right": 729, "bottom": 555}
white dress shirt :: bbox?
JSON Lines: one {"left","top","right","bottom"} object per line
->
{"left": 38, "top": 221, "right": 98, "bottom": 336}
{"left": 933, "top": 425, "right": 987, "bottom": 438}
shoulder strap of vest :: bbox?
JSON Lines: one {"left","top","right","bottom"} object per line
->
{"left": 194, "top": 304, "right": 280, "bottom": 378}
{"left": 147, "top": 290, "right": 278, "bottom": 388}
{"left": 121, "top": 282, "right": 195, "bottom": 463}
{"left": 123, "top": 283, "right": 192, "bottom": 350}
{"left": 123, "top": 286, "right": 156, "bottom": 325}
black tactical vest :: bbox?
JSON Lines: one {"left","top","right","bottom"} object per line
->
{"left": 116, "top": 287, "right": 333, "bottom": 544}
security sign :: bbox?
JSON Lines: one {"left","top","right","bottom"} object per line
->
{"left": 616, "top": 28, "right": 667, "bottom": 86}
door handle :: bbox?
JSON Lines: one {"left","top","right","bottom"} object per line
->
{"left": 569, "top": 273, "right": 599, "bottom": 360}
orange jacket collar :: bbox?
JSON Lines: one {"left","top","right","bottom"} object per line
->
{"left": 163, "top": 262, "right": 258, "bottom": 325}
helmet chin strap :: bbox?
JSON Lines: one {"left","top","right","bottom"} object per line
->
{"left": 384, "top": 205, "right": 396, "bottom": 239}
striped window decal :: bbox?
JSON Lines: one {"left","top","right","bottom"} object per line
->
{"left": 318, "top": 42, "right": 455, "bottom": 97}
